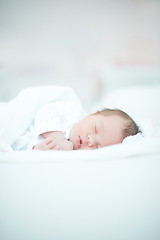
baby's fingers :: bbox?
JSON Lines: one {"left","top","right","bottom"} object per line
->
{"left": 33, "top": 143, "right": 45, "bottom": 150}
{"left": 43, "top": 137, "right": 61, "bottom": 150}
{"left": 47, "top": 140, "right": 59, "bottom": 150}
{"left": 51, "top": 146, "right": 61, "bottom": 150}
{"left": 33, "top": 138, "right": 55, "bottom": 150}
{"left": 44, "top": 137, "right": 54, "bottom": 145}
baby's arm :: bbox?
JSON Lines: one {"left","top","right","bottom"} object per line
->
{"left": 32, "top": 100, "right": 85, "bottom": 151}
{"left": 33, "top": 131, "right": 73, "bottom": 150}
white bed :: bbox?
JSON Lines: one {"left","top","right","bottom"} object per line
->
{"left": 0, "top": 84, "right": 160, "bottom": 240}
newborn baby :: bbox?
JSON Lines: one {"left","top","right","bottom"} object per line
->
{"left": 33, "top": 108, "right": 140, "bottom": 151}
{"left": 7, "top": 86, "right": 140, "bottom": 151}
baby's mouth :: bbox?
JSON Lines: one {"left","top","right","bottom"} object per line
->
{"left": 79, "top": 136, "right": 82, "bottom": 145}
{"left": 77, "top": 136, "right": 82, "bottom": 149}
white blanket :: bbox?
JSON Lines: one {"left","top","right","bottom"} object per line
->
{"left": 0, "top": 86, "right": 82, "bottom": 147}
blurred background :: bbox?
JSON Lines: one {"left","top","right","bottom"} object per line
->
{"left": 0, "top": 0, "right": 160, "bottom": 110}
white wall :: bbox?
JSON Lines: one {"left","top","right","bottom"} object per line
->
{"left": 0, "top": 0, "right": 160, "bottom": 108}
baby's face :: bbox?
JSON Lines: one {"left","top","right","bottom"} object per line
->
{"left": 69, "top": 113, "right": 125, "bottom": 150}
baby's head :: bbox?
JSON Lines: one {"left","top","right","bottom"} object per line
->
{"left": 69, "top": 108, "right": 141, "bottom": 150}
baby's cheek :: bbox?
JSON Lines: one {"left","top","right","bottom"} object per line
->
{"left": 80, "top": 144, "right": 91, "bottom": 150}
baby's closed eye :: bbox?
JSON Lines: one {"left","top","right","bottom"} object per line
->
{"left": 95, "top": 125, "right": 97, "bottom": 133}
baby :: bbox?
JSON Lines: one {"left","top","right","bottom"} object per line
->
{"left": 33, "top": 108, "right": 140, "bottom": 151}
{"left": 8, "top": 86, "right": 140, "bottom": 151}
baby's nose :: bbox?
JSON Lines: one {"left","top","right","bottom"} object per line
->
{"left": 88, "top": 135, "right": 95, "bottom": 147}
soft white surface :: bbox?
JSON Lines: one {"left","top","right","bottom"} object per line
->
{"left": 0, "top": 144, "right": 160, "bottom": 240}
{"left": 0, "top": 141, "right": 13, "bottom": 152}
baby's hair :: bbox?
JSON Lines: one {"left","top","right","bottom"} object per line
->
{"left": 96, "top": 108, "right": 142, "bottom": 139}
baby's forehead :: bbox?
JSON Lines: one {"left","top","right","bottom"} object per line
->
{"left": 95, "top": 113, "right": 126, "bottom": 128}
{"left": 96, "top": 113, "right": 121, "bottom": 121}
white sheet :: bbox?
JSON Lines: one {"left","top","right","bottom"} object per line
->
{"left": 0, "top": 144, "right": 160, "bottom": 240}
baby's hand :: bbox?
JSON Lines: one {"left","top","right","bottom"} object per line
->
{"left": 33, "top": 136, "right": 73, "bottom": 151}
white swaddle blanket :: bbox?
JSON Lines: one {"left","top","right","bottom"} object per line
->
{"left": 0, "top": 86, "right": 82, "bottom": 149}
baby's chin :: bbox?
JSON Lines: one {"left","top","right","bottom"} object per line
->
{"left": 74, "top": 142, "right": 91, "bottom": 150}
{"left": 73, "top": 144, "right": 78, "bottom": 150}
{"left": 73, "top": 141, "right": 80, "bottom": 150}
{"left": 69, "top": 135, "right": 80, "bottom": 150}
{"left": 69, "top": 138, "right": 78, "bottom": 150}
{"left": 70, "top": 137, "right": 82, "bottom": 150}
